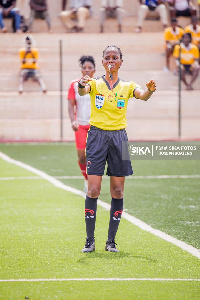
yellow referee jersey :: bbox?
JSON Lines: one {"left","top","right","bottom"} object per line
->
{"left": 88, "top": 76, "right": 141, "bottom": 130}
{"left": 173, "top": 43, "right": 199, "bottom": 65}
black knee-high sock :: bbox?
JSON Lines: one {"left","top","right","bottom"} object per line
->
{"left": 108, "top": 198, "right": 123, "bottom": 241}
{"left": 85, "top": 195, "right": 98, "bottom": 239}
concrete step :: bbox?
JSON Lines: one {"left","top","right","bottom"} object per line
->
{"left": 0, "top": 89, "right": 199, "bottom": 141}
{"left": 4, "top": 14, "right": 188, "bottom": 34}
{"left": 0, "top": 32, "right": 164, "bottom": 92}
{"left": 0, "top": 29, "right": 199, "bottom": 141}
{"left": 3, "top": 0, "right": 196, "bottom": 34}
{"left": 2, "top": 0, "right": 167, "bottom": 33}
{"left": 1, "top": 32, "right": 200, "bottom": 92}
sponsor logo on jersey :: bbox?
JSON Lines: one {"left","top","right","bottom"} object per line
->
{"left": 95, "top": 94, "right": 105, "bottom": 109}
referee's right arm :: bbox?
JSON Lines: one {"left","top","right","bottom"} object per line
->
{"left": 78, "top": 76, "right": 91, "bottom": 96}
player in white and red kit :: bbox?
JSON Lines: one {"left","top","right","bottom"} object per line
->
{"left": 67, "top": 55, "right": 96, "bottom": 192}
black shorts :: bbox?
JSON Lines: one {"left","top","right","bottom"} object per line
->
{"left": 176, "top": 8, "right": 191, "bottom": 17}
{"left": 182, "top": 64, "right": 192, "bottom": 73}
{"left": 86, "top": 126, "right": 133, "bottom": 177}
{"left": 21, "top": 69, "right": 37, "bottom": 79}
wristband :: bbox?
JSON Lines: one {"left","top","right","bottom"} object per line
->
{"left": 148, "top": 88, "right": 155, "bottom": 93}
{"left": 78, "top": 81, "right": 85, "bottom": 89}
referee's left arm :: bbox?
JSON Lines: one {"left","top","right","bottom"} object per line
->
{"left": 134, "top": 79, "right": 156, "bottom": 101}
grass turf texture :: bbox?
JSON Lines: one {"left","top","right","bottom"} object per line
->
{"left": 0, "top": 156, "right": 200, "bottom": 299}
{"left": 1, "top": 282, "right": 200, "bottom": 300}
{"left": 0, "top": 143, "right": 199, "bottom": 248}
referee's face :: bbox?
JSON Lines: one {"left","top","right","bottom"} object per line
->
{"left": 102, "top": 48, "right": 123, "bottom": 73}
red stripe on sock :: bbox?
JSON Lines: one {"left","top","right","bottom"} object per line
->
{"left": 78, "top": 161, "right": 88, "bottom": 180}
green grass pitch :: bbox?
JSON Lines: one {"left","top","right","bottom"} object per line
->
{"left": 0, "top": 143, "right": 200, "bottom": 299}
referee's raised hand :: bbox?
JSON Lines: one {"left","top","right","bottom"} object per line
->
{"left": 79, "top": 75, "right": 91, "bottom": 86}
{"left": 146, "top": 79, "right": 156, "bottom": 92}
{"left": 78, "top": 75, "right": 92, "bottom": 96}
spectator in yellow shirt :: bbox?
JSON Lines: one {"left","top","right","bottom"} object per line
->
{"left": 184, "top": 16, "right": 200, "bottom": 53}
{"left": 164, "top": 18, "right": 184, "bottom": 71}
{"left": 173, "top": 33, "right": 199, "bottom": 90}
{"left": 19, "top": 35, "right": 46, "bottom": 93}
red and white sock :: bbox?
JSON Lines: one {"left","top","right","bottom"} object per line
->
{"left": 78, "top": 161, "right": 88, "bottom": 180}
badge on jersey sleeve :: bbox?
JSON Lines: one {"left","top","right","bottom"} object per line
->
{"left": 95, "top": 94, "right": 105, "bottom": 109}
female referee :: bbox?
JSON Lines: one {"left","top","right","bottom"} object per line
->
{"left": 78, "top": 45, "right": 156, "bottom": 253}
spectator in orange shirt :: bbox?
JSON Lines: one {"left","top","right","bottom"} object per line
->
{"left": 164, "top": 18, "right": 184, "bottom": 71}
{"left": 185, "top": 16, "right": 200, "bottom": 53}
{"left": 19, "top": 35, "right": 46, "bottom": 93}
{"left": 173, "top": 33, "right": 200, "bottom": 90}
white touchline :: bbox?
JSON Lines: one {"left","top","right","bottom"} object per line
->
{"left": 0, "top": 151, "right": 200, "bottom": 260}
{"left": 1, "top": 175, "right": 200, "bottom": 180}
{"left": 0, "top": 176, "right": 42, "bottom": 180}
{"left": 0, "top": 278, "right": 200, "bottom": 282}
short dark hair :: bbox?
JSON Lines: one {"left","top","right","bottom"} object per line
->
{"left": 171, "top": 18, "right": 177, "bottom": 23}
{"left": 26, "top": 36, "right": 31, "bottom": 43}
{"left": 79, "top": 55, "right": 95, "bottom": 67}
{"left": 182, "top": 32, "right": 192, "bottom": 42}
{"left": 25, "top": 35, "right": 32, "bottom": 45}
{"left": 103, "top": 45, "right": 123, "bottom": 59}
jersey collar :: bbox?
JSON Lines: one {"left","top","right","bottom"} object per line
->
{"left": 102, "top": 75, "right": 120, "bottom": 90}
{"left": 181, "top": 43, "right": 192, "bottom": 51}
{"left": 170, "top": 26, "right": 179, "bottom": 35}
